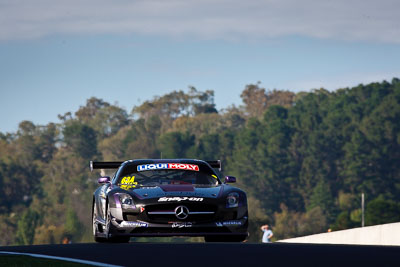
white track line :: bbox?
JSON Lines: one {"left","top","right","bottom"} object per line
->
{"left": 0, "top": 251, "right": 123, "bottom": 267}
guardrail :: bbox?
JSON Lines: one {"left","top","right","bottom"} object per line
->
{"left": 277, "top": 222, "right": 400, "bottom": 246}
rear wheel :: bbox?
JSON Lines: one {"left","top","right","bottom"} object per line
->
{"left": 204, "top": 235, "right": 247, "bottom": 242}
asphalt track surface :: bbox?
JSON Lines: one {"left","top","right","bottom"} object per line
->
{"left": 1, "top": 242, "right": 400, "bottom": 267}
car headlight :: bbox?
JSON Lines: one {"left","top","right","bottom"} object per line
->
{"left": 226, "top": 192, "right": 239, "bottom": 208}
{"left": 118, "top": 193, "right": 135, "bottom": 209}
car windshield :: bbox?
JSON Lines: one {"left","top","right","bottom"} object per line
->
{"left": 116, "top": 163, "right": 219, "bottom": 189}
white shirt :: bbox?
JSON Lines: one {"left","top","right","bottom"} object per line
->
{"left": 262, "top": 229, "right": 273, "bottom": 243}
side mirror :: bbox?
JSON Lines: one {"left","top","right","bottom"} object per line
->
{"left": 224, "top": 176, "right": 236, "bottom": 183}
{"left": 98, "top": 176, "right": 111, "bottom": 184}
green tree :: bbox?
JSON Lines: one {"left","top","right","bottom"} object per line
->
{"left": 331, "top": 211, "right": 354, "bottom": 231}
{"left": 1, "top": 78, "right": 400, "bottom": 245}
{"left": 16, "top": 210, "right": 39, "bottom": 245}
{"left": 365, "top": 196, "right": 400, "bottom": 226}
{"left": 74, "top": 97, "right": 129, "bottom": 138}
{"left": 307, "top": 179, "right": 336, "bottom": 223}
{"left": 63, "top": 121, "right": 97, "bottom": 159}
{"left": 158, "top": 132, "right": 195, "bottom": 158}
{"left": 132, "top": 87, "right": 217, "bottom": 132}
{"left": 65, "top": 208, "right": 83, "bottom": 241}
{"left": 240, "top": 83, "right": 268, "bottom": 118}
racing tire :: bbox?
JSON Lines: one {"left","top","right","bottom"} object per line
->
{"left": 204, "top": 235, "right": 247, "bottom": 242}
{"left": 103, "top": 201, "right": 130, "bottom": 243}
{"left": 93, "top": 202, "right": 107, "bottom": 243}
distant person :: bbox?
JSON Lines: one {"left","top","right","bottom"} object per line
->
{"left": 62, "top": 236, "right": 72, "bottom": 244}
{"left": 261, "top": 224, "right": 273, "bottom": 243}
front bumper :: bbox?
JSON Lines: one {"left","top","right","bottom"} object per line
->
{"left": 108, "top": 216, "right": 248, "bottom": 237}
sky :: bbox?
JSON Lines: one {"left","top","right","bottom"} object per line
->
{"left": 1, "top": 0, "right": 399, "bottom": 133}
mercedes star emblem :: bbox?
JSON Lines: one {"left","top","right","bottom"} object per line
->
{"left": 175, "top": 205, "right": 189, "bottom": 220}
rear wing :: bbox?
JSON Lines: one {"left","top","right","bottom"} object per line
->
{"left": 90, "top": 161, "right": 123, "bottom": 172}
{"left": 206, "top": 160, "right": 222, "bottom": 171}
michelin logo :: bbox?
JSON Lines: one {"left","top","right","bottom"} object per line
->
{"left": 216, "top": 220, "right": 242, "bottom": 227}
{"left": 158, "top": 197, "right": 203, "bottom": 202}
{"left": 125, "top": 222, "right": 148, "bottom": 228}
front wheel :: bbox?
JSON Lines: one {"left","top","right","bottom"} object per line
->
{"left": 102, "top": 201, "right": 130, "bottom": 243}
{"left": 93, "top": 202, "right": 107, "bottom": 243}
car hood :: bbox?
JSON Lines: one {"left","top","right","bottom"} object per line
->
{"left": 126, "top": 184, "right": 222, "bottom": 199}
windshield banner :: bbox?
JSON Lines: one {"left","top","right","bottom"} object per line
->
{"left": 137, "top": 163, "right": 199, "bottom": 172}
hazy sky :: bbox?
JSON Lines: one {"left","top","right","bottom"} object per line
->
{"left": 1, "top": 0, "right": 399, "bottom": 133}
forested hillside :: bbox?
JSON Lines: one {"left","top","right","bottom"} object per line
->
{"left": 1, "top": 80, "right": 400, "bottom": 244}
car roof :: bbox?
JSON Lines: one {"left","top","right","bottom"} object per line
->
{"left": 122, "top": 159, "right": 209, "bottom": 166}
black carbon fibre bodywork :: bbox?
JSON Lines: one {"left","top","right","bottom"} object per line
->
{"left": 92, "top": 159, "right": 248, "bottom": 242}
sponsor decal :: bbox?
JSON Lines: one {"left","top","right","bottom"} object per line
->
{"left": 121, "top": 176, "right": 138, "bottom": 185}
{"left": 124, "top": 221, "right": 148, "bottom": 228}
{"left": 120, "top": 185, "right": 136, "bottom": 190}
{"left": 158, "top": 197, "right": 203, "bottom": 202}
{"left": 120, "top": 176, "right": 138, "bottom": 189}
{"left": 215, "top": 220, "right": 242, "bottom": 227}
{"left": 172, "top": 222, "right": 193, "bottom": 228}
{"left": 137, "top": 163, "right": 199, "bottom": 172}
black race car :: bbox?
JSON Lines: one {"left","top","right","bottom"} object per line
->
{"left": 91, "top": 159, "right": 248, "bottom": 242}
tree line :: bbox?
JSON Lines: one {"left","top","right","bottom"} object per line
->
{"left": 0, "top": 80, "right": 399, "bottom": 244}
